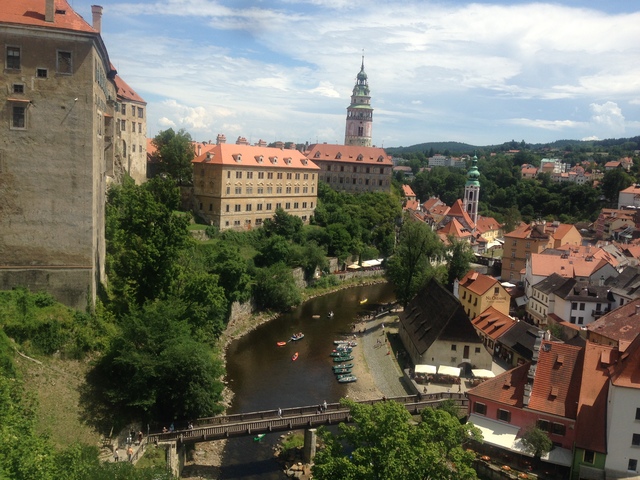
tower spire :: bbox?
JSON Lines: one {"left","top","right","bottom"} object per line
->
{"left": 344, "top": 54, "right": 373, "bottom": 147}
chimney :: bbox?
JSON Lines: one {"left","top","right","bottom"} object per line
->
{"left": 216, "top": 134, "right": 226, "bottom": 145}
{"left": 91, "top": 5, "right": 103, "bottom": 33}
{"left": 197, "top": 144, "right": 202, "bottom": 156}
{"left": 636, "top": 304, "right": 640, "bottom": 316}
{"left": 45, "top": 0, "right": 54, "bottom": 22}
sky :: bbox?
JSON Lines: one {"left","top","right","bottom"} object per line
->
{"left": 70, "top": 0, "right": 640, "bottom": 148}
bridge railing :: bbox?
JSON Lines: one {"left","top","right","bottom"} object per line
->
{"left": 146, "top": 393, "right": 468, "bottom": 445}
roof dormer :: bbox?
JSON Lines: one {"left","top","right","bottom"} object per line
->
{"left": 357, "top": 154, "right": 364, "bottom": 161}
{"left": 285, "top": 157, "right": 292, "bottom": 165}
{"left": 377, "top": 155, "right": 385, "bottom": 162}
{"left": 270, "top": 156, "right": 278, "bottom": 164}
{"left": 301, "top": 158, "right": 308, "bottom": 166}
{"left": 336, "top": 152, "right": 342, "bottom": 159}
{"left": 255, "top": 155, "right": 263, "bottom": 163}
{"left": 314, "top": 151, "right": 321, "bottom": 158}
{"left": 233, "top": 153, "right": 242, "bottom": 163}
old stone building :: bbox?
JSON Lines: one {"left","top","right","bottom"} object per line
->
{"left": 113, "top": 74, "right": 147, "bottom": 184}
{"left": 0, "top": 0, "right": 133, "bottom": 309}
{"left": 304, "top": 143, "right": 393, "bottom": 193}
{"left": 192, "top": 135, "right": 319, "bottom": 230}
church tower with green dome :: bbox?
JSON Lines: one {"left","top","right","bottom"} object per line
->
{"left": 344, "top": 56, "right": 373, "bottom": 147}
{"left": 464, "top": 154, "right": 480, "bottom": 226}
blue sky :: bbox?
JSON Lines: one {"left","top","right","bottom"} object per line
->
{"left": 71, "top": 0, "right": 640, "bottom": 147}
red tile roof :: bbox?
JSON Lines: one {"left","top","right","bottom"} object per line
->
{"left": 467, "top": 363, "right": 530, "bottom": 408}
{"left": 575, "top": 342, "right": 616, "bottom": 453}
{"left": 437, "top": 217, "right": 471, "bottom": 239}
{"left": 527, "top": 341, "right": 583, "bottom": 418}
{"left": 586, "top": 299, "right": 640, "bottom": 351}
{"left": 459, "top": 270, "right": 500, "bottom": 296}
{"left": 0, "top": 0, "right": 95, "bottom": 33}
{"left": 402, "top": 184, "right": 416, "bottom": 197}
{"left": 472, "top": 307, "right": 516, "bottom": 340}
{"left": 610, "top": 333, "right": 640, "bottom": 389}
{"left": 303, "top": 143, "right": 392, "bottom": 166}
{"left": 114, "top": 75, "right": 146, "bottom": 104}
{"left": 194, "top": 143, "right": 320, "bottom": 170}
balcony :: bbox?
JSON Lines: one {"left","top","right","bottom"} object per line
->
{"left": 592, "top": 308, "right": 610, "bottom": 319}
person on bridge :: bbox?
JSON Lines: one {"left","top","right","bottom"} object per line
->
{"left": 278, "top": 408, "right": 282, "bottom": 417}
{"left": 323, "top": 400, "right": 328, "bottom": 411}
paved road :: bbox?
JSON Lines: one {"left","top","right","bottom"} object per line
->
{"left": 360, "top": 313, "right": 413, "bottom": 398}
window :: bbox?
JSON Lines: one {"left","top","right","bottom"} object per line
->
{"left": 583, "top": 450, "right": 595, "bottom": 464}
{"left": 295, "top": 173, "right": 300, "bottom": 180}
{"left": 636, "top": 408, "right": 640, "bottom": 421}
{"left": 633, "top": 433, "right": 640, "bottom": 446}
{"left": 552, "top": 423, "right": 566, "bottom": 436}
{"left": 138, "top": 123, "right": 142, "bottom": 133}
{"left": 537, "top": 419, "right": 550, "bottom": 432}
{"left": 258, "top": 172, "right": 264, "bottom": 179}
{"left": 497, "top": 409, "right": 511, "bottom": 422}
{"left": 36, "top": 68, "right": 48, "bottom": 78}
{"left": 132, "top": 122, "right": 136, "bottom": 132}
{"left": 277, "top": 173, "right": 283, "bottom": 179}
{"left": 303, "top": 186, "right": 308, "bottom": 193}
{"left": 579, "top": 303, "right": 585, "bottom": 311}
{"left": 208, "top": 204, "right": 212, "bottom": 211}
{"left": 12, "top": 83, "right": 24, "bottom": 93}
{"left": 475, "top": 347, "right": 481, "bottom": 354}
{"left": 6, "top": 46, "right": 20, "bottom": 69}
{"left": 276, "top": 203, "right": 281, "bottom": 209}
{"left": 246, "top": 187, "right": 253, "bottom": 194}
{"left": 267, "top": 187, "right": 272, "bottom": 194}
{"left": 302, "top": 202, "right": 307, "bottom": 208}
{"left": 137, "top": 107, "right": 144, "bottom": 118}
{"left": 473, "top": 402, "right": 486, "bottom": 415}
{"left": 246, "top": 204, "right": 252, "bottom": 211}
{"left": 121, "top": 119, "right": 126, "bottom": 130}
{"left": 122, "top": 105, "right": 126, "bottom": 115}
{"left": 304, "top": 173, "right": 308, "bottom": 180}
{"left": 294, "top": 187, "right": 299, "bottom": 193}
{"left": 451, "top": 344, "right": 457, "bottom": 351}
{"left": 266, "top": 203, "right": 272, "bottom": 210}
{"left": 132, "top": 144, "right": 136, "bottom": 152}
{"left": 257, "top": 187, "right": 263, "bottom": 194}
{"left": 268, "top": 172, "right": 273, "bottom": 179}
{"left": 294, "top": 202, "right": 299, "bottom": 209}
{"left": 494, "top": 287, "right": 500, "bottom": 294}
{"left": 57, "top": 51, "right": 72, "bottom": 74}
{"left": 287, "top": 173, "right": 292, "bottom": 179}
{"left": 235, "top": 187, "right": 242, "bottom": 194}
{"left": 276, "top": 187, "right": 282, "bottom": 194}
{"left": 629, "top": 459, "right": 638, "bottom": 472}
{"left": 257, "top": 204, "right": 263, "bottom": 211}
{"left": 234, "top": 204, "right": 241, "bottom": 212}
{"left": 236, "top": 171, "right": 242, "bottom": 179}
{"left": 285, "top": 202, "right": 291, "bottom": 209}
{"left": 8, "top": 103, "right": 27, "bottom": 130}
{"left": 247, "top": 172, "right": 253, "bottom": 179}
{"left": 225, "top": 205, "right": 230, "bottom": 212}
{"left": 462, "top": 291, "right": 466, "bottom": 299}
{"left": 286, "top": 187, "right": 291, "bottom": 194}
{"left": 226, "top": 187, "right": 230, "bottom": 194}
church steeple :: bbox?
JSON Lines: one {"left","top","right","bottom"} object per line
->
{"left": 464, "top": 154, "right": 480, "bottom": 227}
{"left": 344, "top": 55, "right": 373, "bottom": 147}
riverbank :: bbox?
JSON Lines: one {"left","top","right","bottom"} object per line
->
{"left": 182, "top": 278, "right": 391, "bottom": 479}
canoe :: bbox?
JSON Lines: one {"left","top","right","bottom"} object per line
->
{"left": 338, "top": 375, "right": 357, "bottom": 383}
{"left": 334, "top": 340, "right": 358, "bottom": 347}
{"left": 360, "top": 299, "right": 368, "bottom": 304}
{"left": 292, "top": 352, "right": 299, "bottom": 361}
{"left": 291, "top": 333, "right": 305, "bottom": 341}
{"left": 330, "top": 349, "right": 352, "bottom": 356}
{"left": 254, "top": 433, "right": 266, "bottom": 441}
{"left": 335, "top": 345, "right": 353, "bottom": 351}
{"left": 333, "top": 355, "right": 354, "bottom": 362}
{"left": 333, "top": 367, "right": 352, "bottom": 374}
{"left": 312, "top": 315, "right": 321, "bottom": 319}
{"left": 332, "top": 363, "right": 354, "bottom": 370}
{"left": 276, "top": 341, "right": 287, "bottom": 347}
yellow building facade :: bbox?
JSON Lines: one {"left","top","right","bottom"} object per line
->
{"left": 193, "top": 140, "right": 319, "bottom": 230}
{"left": 457, "top": 271, "right": 510, "bottom": 320}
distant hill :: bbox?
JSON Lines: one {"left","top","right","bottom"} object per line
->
{"left": 386, "top": 142, "right": 477, "bottom": 155}
{"left": 386, "top": 136, "right": 639, "bottom": 156}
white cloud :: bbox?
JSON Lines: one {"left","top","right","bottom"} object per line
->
{"left": 589, "top": 101, "right": 626, "bottom": 134}
{"left": 158, "top": 117, "right": 176, "bottom": 127}
{"left": 96, "top": 0, "right": 640, "bottom": 145}
{"left": 581, "top": 135, "right": 600, "bottom": 141}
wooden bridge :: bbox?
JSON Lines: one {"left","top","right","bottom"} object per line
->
{"left": 146, "top": 392, "right": 467, "bottom": 446}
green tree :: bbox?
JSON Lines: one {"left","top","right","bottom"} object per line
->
{"left": 519, "top": 424, "right": 553, "bottom": 458}
{"left": 262, "top": 208, "right": 303, "bottom": 241}
{"left": 253, "top": 262, "right": 302, "bottom": 311}
{"left": 447, "top": 240, "right": 474, "bottom": 289}
{"left": 312, "top": 399, "right": 479, "bottom": 480}
{"left": 89, "top": 300, "right": 225, "bottom": 423}
{"left": 386, "top": 216, "right": 443, "bottom": 305}
{"left": 255, "top": 235, "right": 291, "bottom": 267}
{"left": 601, "top": 168, "right": 633, "bottom": 204}
{"left": 203, "top": 243, "right": 252, "bottom": 304}
{"left": 152, "top": 128, "right": 195, "bottom": 186}
{"left": 106, "top": 177, "right": 191, "bottom": 313}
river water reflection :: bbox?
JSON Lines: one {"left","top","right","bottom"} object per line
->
{"left": 219, "top": 282, "right": 395, "bottom": 479}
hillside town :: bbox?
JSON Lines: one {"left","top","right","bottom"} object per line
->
{"left": 3, "top": 1, "right": 640, "bottom": 480}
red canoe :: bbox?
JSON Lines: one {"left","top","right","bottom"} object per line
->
{"left": 277, "top": 341, "right": 287, "bottom": 346}
{"left": 292, "top": 352, "right": 299, "bottom": 361}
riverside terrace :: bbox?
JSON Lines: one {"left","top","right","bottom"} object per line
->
{"left": 147, "top": 393, "right": 467, "bottom": 445}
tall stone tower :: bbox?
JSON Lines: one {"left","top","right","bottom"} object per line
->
{"left": 344, "top": 56, "right": 373, "bottom": 147}
{"left": 464, "top": 154, "right": 480, "bottom": 227}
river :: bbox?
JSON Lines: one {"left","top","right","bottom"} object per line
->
{"left": 218, "top": 282, "right": 396, "bottom": 479}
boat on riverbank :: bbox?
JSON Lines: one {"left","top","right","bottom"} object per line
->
{"left": 333, "top": 354, "right": 354, "bottom": 362}
{"left": 334, "top": 340, "right": 357, "bottom": 347}
{"left": 276, "top": 341, "right": 287, "bottom": 346}
{"left": 330, "top": 349, "right": 352, "bottom": 357}
{"left": 332, "top": 363, "right": 354, "bottom": 370}
{"left": 337, "top": 374, "right": 357, "bottom": 383}
{"left": 291, "top": 352, "right": 299, "bottom": 361}
{"left": 291, "top": 333, "right": 304, "bottom": 341}
{"left": 360, "top": 298, "right": 368, "bottom": 304}
{"left": 333, "top": 367, "right": 352, "bottom": 374}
